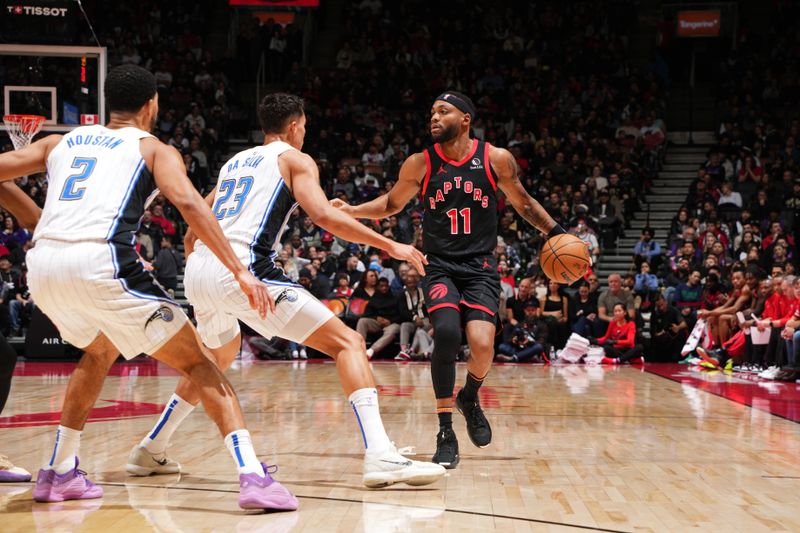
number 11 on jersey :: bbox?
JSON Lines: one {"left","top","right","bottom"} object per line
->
{"left": 446, "top": 208, "right": 471, "bottom": 235}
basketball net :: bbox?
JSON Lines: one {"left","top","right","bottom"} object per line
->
{"left": 3, "top": 114, "right": 45, "bottom": 151}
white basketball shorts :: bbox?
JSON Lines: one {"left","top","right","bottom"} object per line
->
{"left": 27, "top": 239, "right": 188, "bottom": 358}
{"left": 184, "top": 248, "right": 334, "bottom": 349}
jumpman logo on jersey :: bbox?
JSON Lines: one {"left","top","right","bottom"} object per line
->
{"left": 483, "top": 258, "right": 491, "bottom": 270}
{"left": 436, "top": 164, "right": 447, "bottom": 175}
{"left": 429, "top": 283, "right": 449, "bottom": 300}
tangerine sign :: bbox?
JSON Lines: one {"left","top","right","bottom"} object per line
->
{"left": 676, "top": 10, "right": 721, "bottom": 37}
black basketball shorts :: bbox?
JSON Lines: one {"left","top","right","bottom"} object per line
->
{"left": 421, "top": 253, "right": 500, "bottom": 323}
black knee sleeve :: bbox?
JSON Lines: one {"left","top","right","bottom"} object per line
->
{"left": 0, "top": 333, "right": 16, "bottom": 414}
{"left": 430, "top": 308, "right": 461, "bottom": 399}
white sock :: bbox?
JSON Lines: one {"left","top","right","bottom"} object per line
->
{"left": 48, "top": 425, "right": 81, "bottom": 474}
{"left": 349, "top": 388, "right": 392, "bottom": 457}
{"left": 224, "top": 430, "right": 265, "bottom": 476}
{"left": 140, "top": 393, "right": 195, "bottom": 455}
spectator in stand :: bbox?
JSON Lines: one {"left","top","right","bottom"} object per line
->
{"left": 587, "top": 274, "right": 601, "bottom": 299}
{"left": 152, "top": 236, "right": 182, "bottom": 294}
{"left": 139, "top": 210, "right": 164, "bottom": 258}
{"left": 496, "top": 303, "right": 548, "bottom": 363}
{"left": 0, "top": 257, "right": 16, "bottom": 335}
{"left": 333, "top": 167, "right": 356, "bottom": 201}
{"left": 718, "top": 181, "right": 743, "bottom": 208}
{"left": 590, "top": 189, "right": 622, "bottom": 248}
{"left": 340, "top": 253, "right": 365, "bottom": 286}
{"left": 640, "top": 293, "right": 687, "bottom": 362}
{"left": 332, "top": 272, "right": 354, "bottom": 299}
{"left": 396, "top": 267, "right": 428, "bottom": 360}
{"left": 598, "top": 273, "right": 636, "bottom": 328}
{"left": 570, "top": 281, "right": 600, "bottom": 338}
{"left": 633, "top": 228, "right": 661, "bottom": 271}
{"left": 9, "top": 266, "right": 32, "bottom": 337}
{"left": 504, "top": 277, "right": 538, "bottom": 340}
{"left": 684, "top": 180, "right": 716, "bottom": 218}
{"left": 357, "top": 278, "right": 401, "bottom": 359}
{"left": 540, "top": 279, "right": 569, "bottom": 347}
{"left": 570, "top": 219, "right": 600, "bottom": 263}
{"left": 634, "top": 261, "right": 660, "bottom": 302}
{"left": 361, "top": 144, "right": 385, "bottom": 166}
{"left": 298, "top": 215, "right": 322, "bottom": 250}
{"left": 150, "top": 204, "right": 177, "bottom": 237}
{"left": 673, "top": 269, "right": 704, "bottom": 329}
{"left": 352, "top": 267, "right": 379, "bottom": 301}
{"left": 389, "top": 262, "right": 410, "bottom": 296}
{"left": 593, "top": 303, "right": 643, "bottom": 365}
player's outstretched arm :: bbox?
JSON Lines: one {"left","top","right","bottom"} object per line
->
{"left": 330, "top": 152, "right": 425, "bottom": 219}
{"left": 0, "top": 182, "right": 41, "bottom": 231}
{"left": 492, "top": 146, "right": 563, "bottom": 237}
{"left": 0, "top": 135, "right": 61, "bottom": 183}
{"left": 283, "top": 150, "right": 428, "bottom": 275}
{"left": 147, "top": 140, "right": 274, "bottom": 317}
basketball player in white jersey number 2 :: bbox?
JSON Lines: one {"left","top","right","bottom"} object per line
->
{"left": 128, "top": 93, "right": 445, "bottom": 488}
{"left": 0, "top": 65, "right": 299, "bottom": 510}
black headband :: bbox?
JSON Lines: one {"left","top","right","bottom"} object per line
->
{"left": 435, "top": 93, "right": 476, "bottom": 119}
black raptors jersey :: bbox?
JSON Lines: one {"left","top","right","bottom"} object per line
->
{"left": 421, "top": 139, "right": 498, "bottom": 258}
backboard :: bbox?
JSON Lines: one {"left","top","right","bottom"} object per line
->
{"left": 0, "top": 44, "right": 106, "bottom": 135}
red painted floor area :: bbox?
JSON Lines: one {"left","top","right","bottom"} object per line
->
{"left": 646, "top": 363, "right": 800, "bottom": 423}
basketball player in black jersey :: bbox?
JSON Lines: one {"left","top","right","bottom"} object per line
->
{"left": 0, "top": 182, "right": 42, "bottom": 482}
{"left": 333, "top": 91, "right": 565, "bottom": 467}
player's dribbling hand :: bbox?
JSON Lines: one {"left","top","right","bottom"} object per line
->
{"left": 235, "top": 270, "right": 275, "bottom": 318}
{"left": 389, "top": 242, "right": 428, "bottom": 276}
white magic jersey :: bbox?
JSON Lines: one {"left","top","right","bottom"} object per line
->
{"left": 36, "top": 125, "right": 157, "bottom": 245}
{"left": 199, "top": 140, "right": 299, "bottom": 282}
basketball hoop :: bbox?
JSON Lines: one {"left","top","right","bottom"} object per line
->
{"left": 3, "top": 114, "right": 45, "bottom": 151}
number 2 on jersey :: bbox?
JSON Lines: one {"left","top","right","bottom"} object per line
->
{"left": 446, "top": 208, "right": 471, "bottom": 235}
{"left": 59, "top": 157, "right": 97, "bottom": 201}
{"left": 213, "top": 176, "right": 253, "bottom": 220}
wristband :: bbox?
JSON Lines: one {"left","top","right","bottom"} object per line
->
{"left": 547, "top": 224, "right": 567, "bottom": 239}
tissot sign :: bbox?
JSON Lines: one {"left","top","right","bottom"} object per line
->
{"left": 6, "top": 4, "right": 68, "bottom": 15}
{"left": 1, "top": 0, "right": 76, "bottom": 43}
{"left": 676, "top": 10, "right": 721, "bottom": 37}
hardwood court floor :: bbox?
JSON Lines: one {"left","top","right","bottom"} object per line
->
{"left": 2, "top": 359, "right": 800, "bottom": 532}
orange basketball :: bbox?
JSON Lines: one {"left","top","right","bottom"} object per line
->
{"left": 540, "top": 234, "right": 591, "bottom": 284}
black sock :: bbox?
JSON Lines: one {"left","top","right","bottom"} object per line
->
{"left": 462, "top": 371, "right": 485, "bottom": 401}
{"left": 437, "top": 409, "right": 453, "bottom": 430}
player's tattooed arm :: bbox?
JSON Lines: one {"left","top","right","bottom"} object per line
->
{"left": 493, "top": 147, "right": 558, "bottom": 235}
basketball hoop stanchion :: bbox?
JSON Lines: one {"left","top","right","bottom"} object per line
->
{"left": 3, "top": 114, "right": 45, "bottom": 150}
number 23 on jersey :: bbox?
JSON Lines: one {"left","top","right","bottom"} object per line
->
{"left": 213, "top": 176, "right": 253, "bottom": 220}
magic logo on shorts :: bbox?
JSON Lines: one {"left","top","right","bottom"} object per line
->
{"left": 145, "top": 306, "right": 174, "bottom": 329}
{"left": 275, "top": 289, "right": 298, "bottom": 306}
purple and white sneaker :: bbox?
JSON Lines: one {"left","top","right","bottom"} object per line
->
{"left": 32, "top": 458, "right": 103, "bottom": 503}
{"left": 238, "top": 463, "right": 298, "bottom": 511}
{"left": 0, "top": 455, "right": 31, "bottom": 482}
